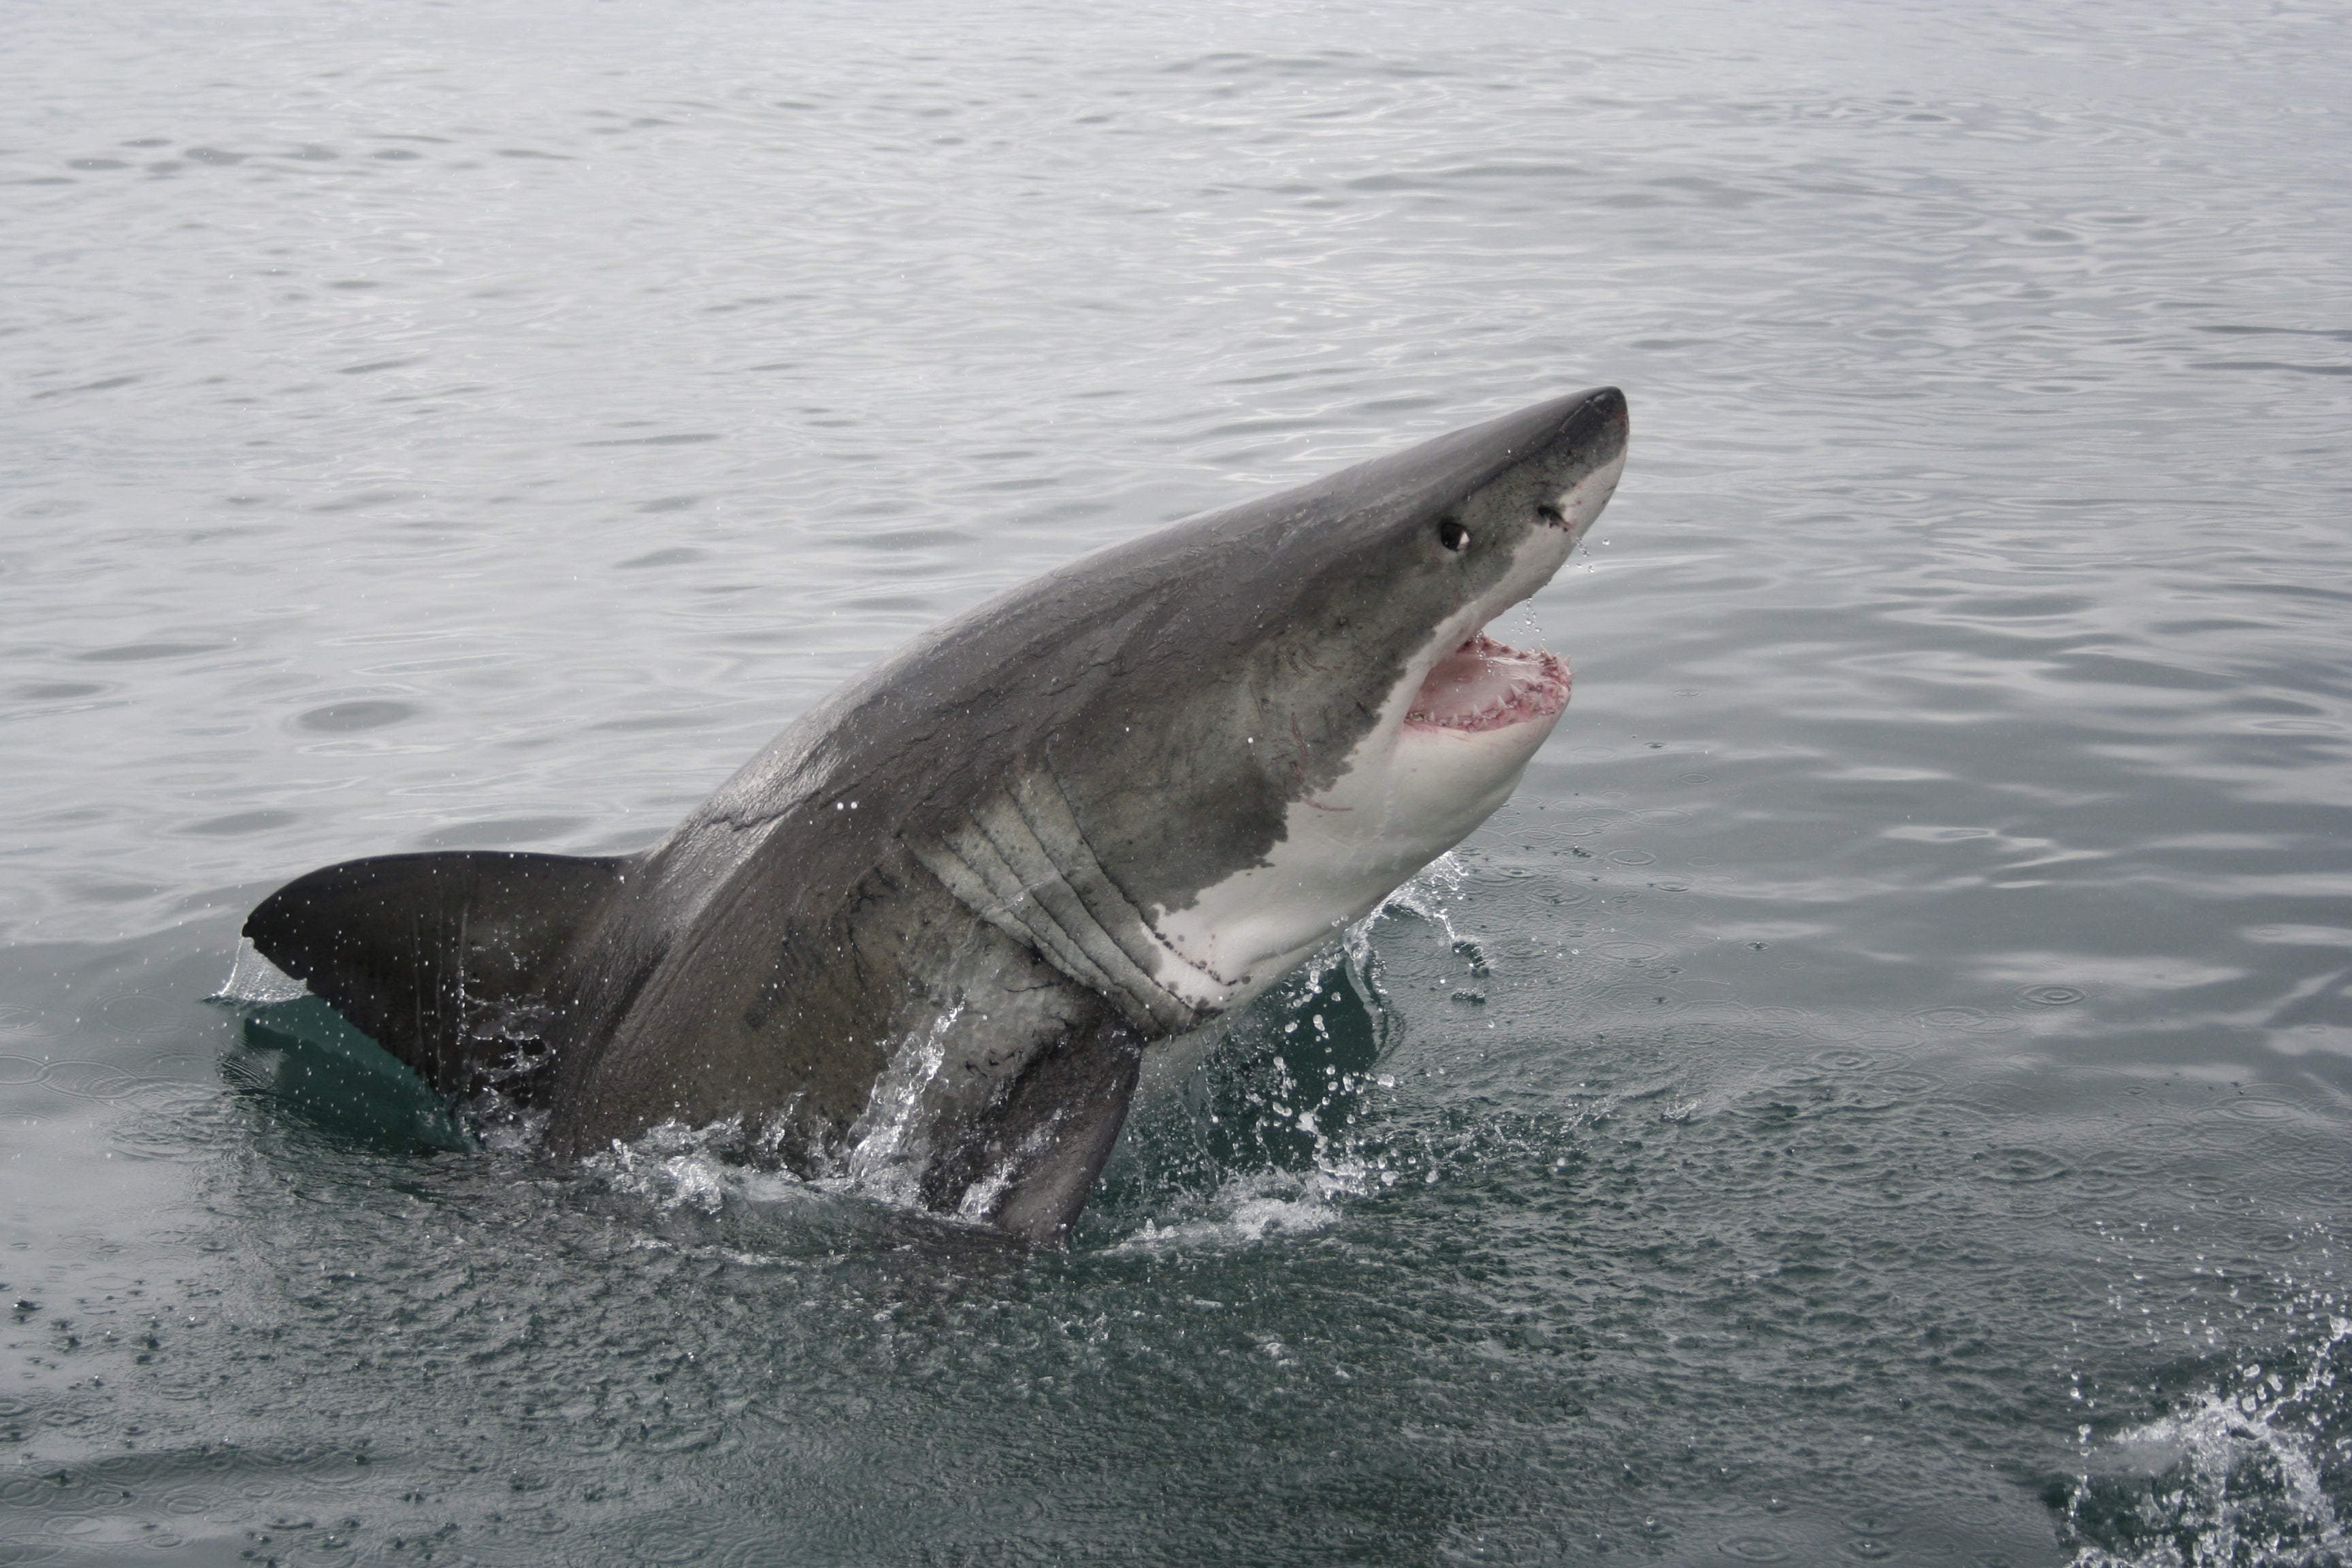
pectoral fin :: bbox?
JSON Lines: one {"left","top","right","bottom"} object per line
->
{"left": 949, "top": 1024, "right": 1143, "bottom": 1246}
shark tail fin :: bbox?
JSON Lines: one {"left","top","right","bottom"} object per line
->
{"left": 242, "top": 851, "right": 631, "bottom": 1104}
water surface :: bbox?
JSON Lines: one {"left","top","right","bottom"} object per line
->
{"left": 5, "top": 0, "right": 2351, "bottom": 1563}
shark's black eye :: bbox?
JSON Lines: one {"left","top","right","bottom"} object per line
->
{"left": 1437, "top": 519, "right": 1470, "bottom": 552}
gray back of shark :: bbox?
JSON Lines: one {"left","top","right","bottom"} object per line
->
{"left": 245, "top": 388, "right": 1629, "bottom": 1243}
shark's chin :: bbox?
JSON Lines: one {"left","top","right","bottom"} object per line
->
{"left": 1146, "top": 635, "right": 1572, "bottom": 1006}
{"left": 1404, "top": 633, "right": 1570, "bottom": 734}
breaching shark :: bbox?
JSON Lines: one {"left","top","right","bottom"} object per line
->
{"left": 244, "top": 388, "right": 1629, "bottom": 1242}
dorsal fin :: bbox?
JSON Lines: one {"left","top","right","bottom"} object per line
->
{"left": 242, "top": 851, "right": 631, "bottom": 1103}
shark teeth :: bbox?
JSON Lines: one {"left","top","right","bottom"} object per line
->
{"left": 1405, "top": 634, "right": 1571, "bottom": 733}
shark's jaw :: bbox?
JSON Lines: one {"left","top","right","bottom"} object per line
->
{"left": 1144, "top": 442, "right": 1625, "bottom": 1009}
{"left": 1405, "top": 633, "right": 1571, "bottom": 734}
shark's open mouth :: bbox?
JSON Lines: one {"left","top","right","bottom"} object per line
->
{"left": 1405, "top": 632, "right": 1571, "bottom": 733}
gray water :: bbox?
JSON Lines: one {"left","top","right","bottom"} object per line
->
{"left": 5, "top": 0, "right": 2351, "bottom": 1563}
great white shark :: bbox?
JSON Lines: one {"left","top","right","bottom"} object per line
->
{"left": 244, "top": 388, "right": 1630, "bottom": 1242}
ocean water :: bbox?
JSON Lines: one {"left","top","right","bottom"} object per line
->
{"left": 5, "top": 0, "right": 2351, "bottom": 1563}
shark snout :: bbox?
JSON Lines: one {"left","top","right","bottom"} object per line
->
{"left": 1580, "top": 385, "right": 1629, "bottom": 448}
{"left": 1544, "top": 393, "right": 1629, "bottom": 546}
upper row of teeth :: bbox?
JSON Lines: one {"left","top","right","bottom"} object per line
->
{"left": 1406, "top": 683, "right": 1568, "bottom": 729}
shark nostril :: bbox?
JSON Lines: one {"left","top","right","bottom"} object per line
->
{"left": 1536, "top": 504, "right": 1567, "bottom": 527}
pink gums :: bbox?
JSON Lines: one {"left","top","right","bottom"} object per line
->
{"left": 1404, "top": 633, "right": 1571, "bottom": 734}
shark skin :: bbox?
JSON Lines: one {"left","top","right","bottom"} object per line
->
{"left": 244, "top": 387, "right": 1630, "bottom": 1243}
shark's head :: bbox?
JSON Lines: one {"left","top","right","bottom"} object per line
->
{"left": 1122, "top": 386, "right": 1628, "bottom": 999}
{"left": 804, "top": 387, "right": 1629, "bottom": 1019}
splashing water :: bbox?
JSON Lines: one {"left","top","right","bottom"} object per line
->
{"left": 841, "top": 1001, "right": 962, "bottom": 1207}
{"left": 1108, "top": 1171, "right": 1345, "bottom": 1254}
{"left": 2066, "top": 1313, "right": 2352, "bottom": 1567}
{"left": 1354, "top": 850, "right": 1472, "bottom": 968}
{"left": 211, "top": 937, "right": 310, "bottom": 1006}
{"left": 585, "top": 1119, "right": 815, "bottom": 1216}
